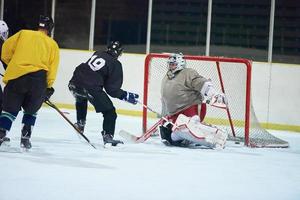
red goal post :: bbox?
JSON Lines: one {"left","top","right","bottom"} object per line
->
{"left": 142, "top": 53, "right": 288, "bottom": 148}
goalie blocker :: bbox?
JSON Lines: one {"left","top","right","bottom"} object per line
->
{"left": 201, "top": 80, "right": 228, "bottom": 109}
{"left": 160, "top": 114, "right": 228, "bottom": 149}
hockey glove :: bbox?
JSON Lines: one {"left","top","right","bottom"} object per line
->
{"left": 45, "top": 87, "right": 55, "bottom": 101}
{"left": 122, "top": 91, "right": 139, "bottom": 105}
{"left": 68, "top": 82, "right": 89, "bottom": 99}
{"left": 201, "top": 81, "right": 228, "bottom": 109}
{"left": 208, "top": 93, "right": 228, "bottom": 109}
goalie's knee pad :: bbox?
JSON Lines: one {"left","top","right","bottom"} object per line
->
{"left": 173, "top": 114, "right": 228, "bottom": 149}
{"left": 173, "top": 114, "right": 191, "bottom": 129}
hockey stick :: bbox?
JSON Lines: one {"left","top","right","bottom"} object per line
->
{"left": 119, "top": 118, "right": 165, "bottom": 143}
{"left": 137, "top": 100, "right": 171, "bottom": 123}
{"left": 119, "top": 100, "right": 172, "bottom": 143}
{"left": 44, "top": 100, "right": 96, "bottom": 149}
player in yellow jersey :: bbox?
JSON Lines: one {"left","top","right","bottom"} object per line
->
{"left": 0, "top": 15, "right": 60, "bottom": 149}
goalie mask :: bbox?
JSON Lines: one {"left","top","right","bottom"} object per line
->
{"left": 167, "top": 53, "right": 186, "bottom": 79}
{"left": 106, "top": 41, "right": 124, "bottom": 58}
{"left": 38, "top": 15, "right": 54, "bottom": 35}
{"left": 0, "top": 20, "right": 9, "bottom": 41}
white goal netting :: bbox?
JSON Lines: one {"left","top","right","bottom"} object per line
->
{"left": 143, "top": 54, "right": 288, "bottom": 148}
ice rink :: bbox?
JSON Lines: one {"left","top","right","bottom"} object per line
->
{"left": 0, "top": 106, "right": 299, "bottom": 200}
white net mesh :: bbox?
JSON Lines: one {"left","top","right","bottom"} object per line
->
{"left": 143, "top": 54, "right": 288, "bottom": 148}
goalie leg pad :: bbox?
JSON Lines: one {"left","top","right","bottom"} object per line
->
{"left": 173, "top": 114, "right": 228, "bottom": 149}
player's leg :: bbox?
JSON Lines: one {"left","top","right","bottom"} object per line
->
{"left": 87, "top": 89, "right": 123, "bottom": 146}
{"left": 173, "top": 114, "right": 228, "bottom": 149}
{"left": 74, "top": 97, "right": 88, "bottom": 133}
{"left": 199, "top": 103, "right": 207, "bottom": 122}
{"left": 68, "top": 82, "right": 88, "bottom": 133}
{"left": 0, "top": 85, "right": 3, "bottom": 114}
{"left": 160, "top": 105, "right": 199, "bottom": 146}
{"left": 21, "top": 71, "right": 47, "bottom": 149}
{"left": 168, "top": 104, "right": 199, "bottom": 123}
{"left": 0, "top": 79, "right": 25, "bottom": 146}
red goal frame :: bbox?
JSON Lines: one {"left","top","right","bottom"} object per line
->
{"left": 142, "top": 53, "right": 252, "bottom": 146}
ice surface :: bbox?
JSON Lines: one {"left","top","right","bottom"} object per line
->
{"left": 0, "top": 107, "right": 299, "bottom": 200}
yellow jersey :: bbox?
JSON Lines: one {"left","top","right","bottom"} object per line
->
{"left": 1, "top": 30, "right": 59, "bottom": 88}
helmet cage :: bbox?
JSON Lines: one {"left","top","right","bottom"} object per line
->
{"left": 167, "top": 53, "right": 186, "bottom": 73}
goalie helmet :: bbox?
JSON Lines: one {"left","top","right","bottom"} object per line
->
{"left": 38, "top": 15, "right": 54, "bottom": 35}
{"left": 167, "top": 53, "right": 186, "bottom": 73}
{"left": 0, "top": 20, "right": 9, "bottom": 41}
{"left": 106, "top": 41, "right": 124, "bottom": 58}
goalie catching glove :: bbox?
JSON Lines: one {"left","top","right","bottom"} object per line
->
{"left": 201, "top": 81, "right": 228, "bottom": 108}
{"left": 121, "top": 91, "right": 139, "bottom": 105}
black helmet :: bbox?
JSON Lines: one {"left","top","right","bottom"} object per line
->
{"left": 106, "top": 41, "right": 123, "bottom": 58}
{"left": 38, "top": 15, "right": 54, "bottom": 35}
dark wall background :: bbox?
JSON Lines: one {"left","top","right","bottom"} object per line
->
{"left": 2, "top": 0, "right": 299, "bottom": 63}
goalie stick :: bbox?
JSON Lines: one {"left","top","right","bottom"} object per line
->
{"left": 120, "top": 118, "right": 165, "bottom": 143}
{"left": 44, "top": 100, "right": 96, "bottom": 149}
{"left": 137, "top": 100, "right": 172, "bottom": 124}
{"left": 120, "top": 101, "right": 174, "bottom": 143}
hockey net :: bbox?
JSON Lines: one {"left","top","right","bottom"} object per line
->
{"left": 142, "top": 53, "right": 289, "bottom": 148}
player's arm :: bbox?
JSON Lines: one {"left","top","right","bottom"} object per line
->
{"left": 103, "top": 62, "right": 139, "bottom": 104}
{"left": 200, "top": 80, "right": 228, "bottom": 108}
{"left": 1, "top": 31, "right": 21, "bottom": 65}
{"left": 46, "top": 42, "right": 60, "bottom": 88}
{"left": 104, "top": 62, "right": 126, "bottom": 98}
{"left": 186, "top": 69, "right": 227, "bottom": 108}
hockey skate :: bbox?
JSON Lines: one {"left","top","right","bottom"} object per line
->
{"left": 2, "top": 137, "right": 10, "bottom": 142}
{"left": 101, "top": 131, "right": 123, "bottom": 146}
{"left": 0, "top": 128, "right": 9, "bottom": 146}
{"left": 159, "top": 125, "right": 173, "bottom": 146}
{"left": 159, "top": 124, "right": 184, "bottom": 147}
{"left": 74, "top": 120, "right": 85, "bottom": 133}
{"left": 20, "top": 125, "right": 32, "bottom": 149}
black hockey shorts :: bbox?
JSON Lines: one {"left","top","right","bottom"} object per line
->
{"left": 2, "top": 70, "right": 47, "bottom": 114}
{"left": 87, "top": 89, "right": 117, "bottom": 134}
{"left": 87, "top": 89, "right": 115, "bottom": 113}
{"left": 69, "top": 82, "right": 115, "bottom": 113}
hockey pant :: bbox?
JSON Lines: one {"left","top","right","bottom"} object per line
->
{"left": 168, "top": 103, "right": 207, "bottom": 123}
{"left": 171, "top": 114, "right": 228, "bottom": 149}
{"left": 69, "top": 82, "right": 117, "bottom": 136}
{"left": 0, "top": 71, "right": 46, "bottom": 131}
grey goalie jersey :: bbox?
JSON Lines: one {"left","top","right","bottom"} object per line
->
{"left": 161, "top": 68, "right": 208, "bottom": 116}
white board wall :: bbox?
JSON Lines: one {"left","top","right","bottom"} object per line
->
{"left": 49, "top": 49, "right": 300, "bottom": 130}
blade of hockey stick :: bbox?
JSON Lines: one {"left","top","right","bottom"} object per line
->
{"left": 119, "top": 118, "right": 164, "bottom": 143}
{"left": 44, "top": 100, "right": 96, "bottom": 149}
{"left": 120, "top": 100, "right": 173, "bottom": 143}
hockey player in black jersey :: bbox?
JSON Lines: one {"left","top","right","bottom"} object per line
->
{"left": 69, "top": 41, "right": 139, "bottom": 146}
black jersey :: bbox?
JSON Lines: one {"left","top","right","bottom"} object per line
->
{"left": 70, "top": 51, "right": 126, "bottom": 99}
